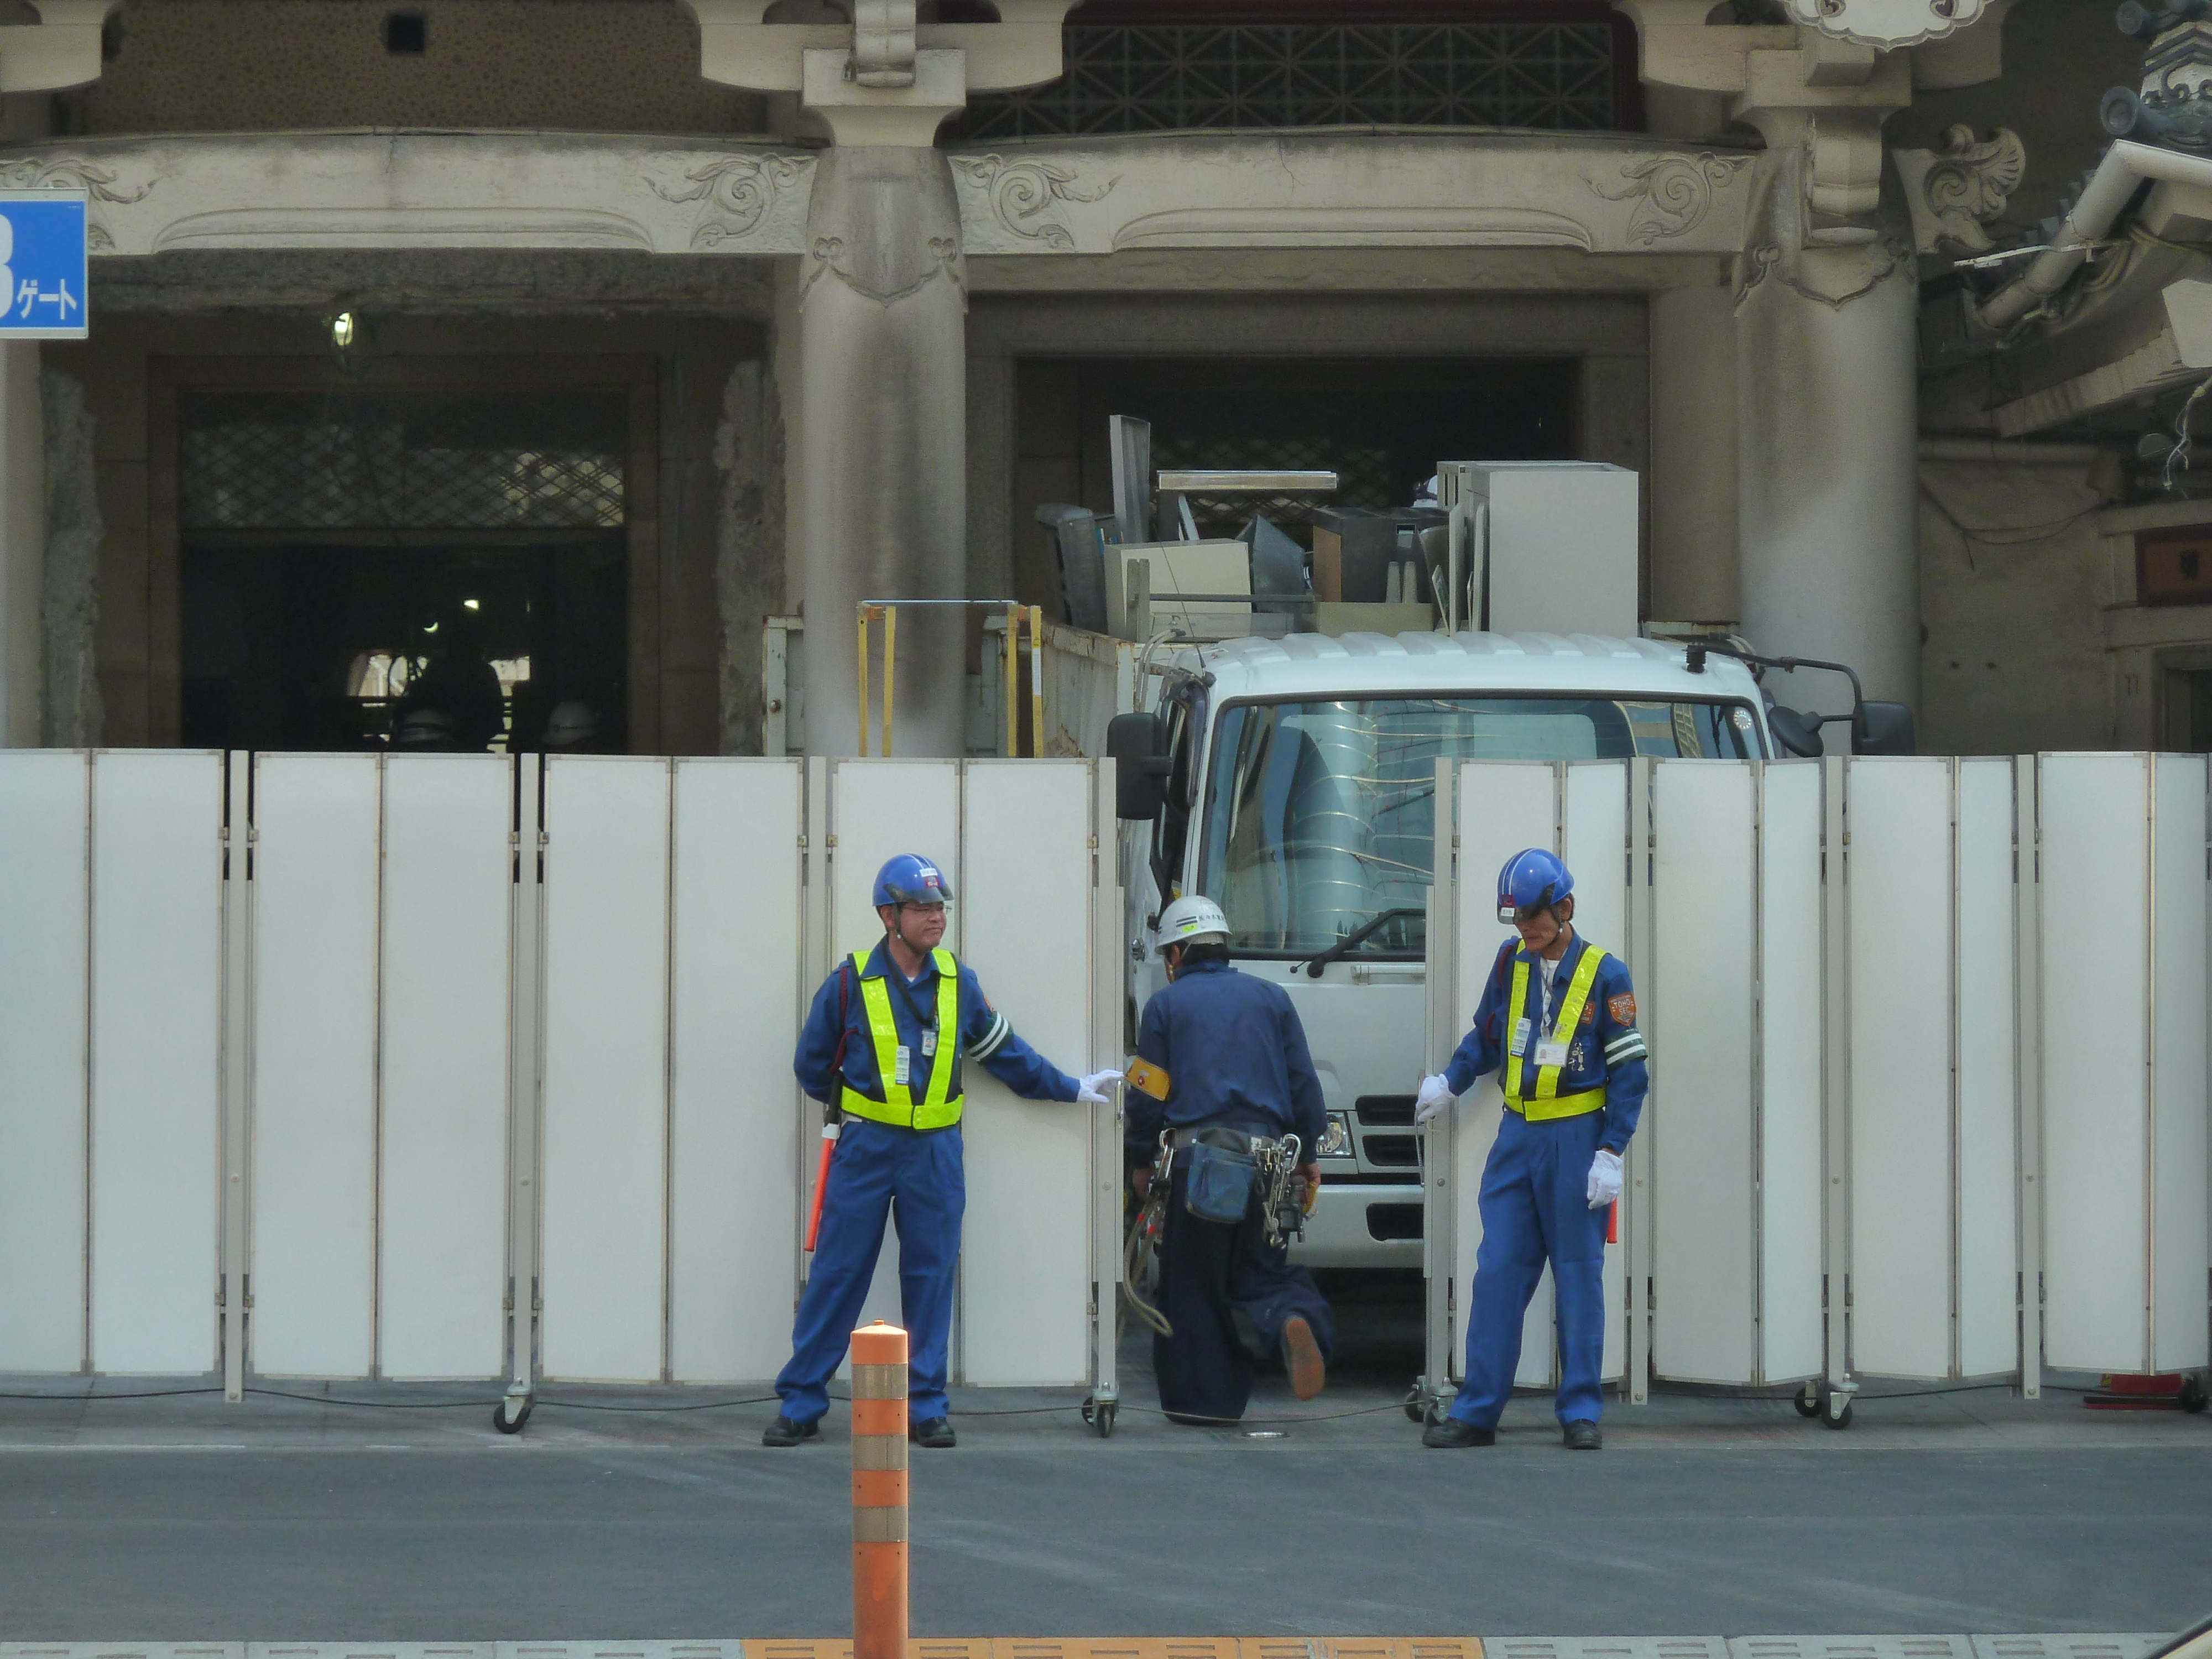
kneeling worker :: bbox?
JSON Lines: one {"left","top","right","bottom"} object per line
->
{"left": 765, "top": 854, "right": 1120, "bottom": 1450}
{"left": 1415, "top": 849, "right": 1647, "bottom": 1452}
{"left": 1128, "top": 896, "right": 1333, "bottom": 1423}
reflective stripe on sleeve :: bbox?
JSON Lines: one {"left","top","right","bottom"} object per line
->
{"left": 965, "top": 1009, "right": 1011, "bottom": 1062}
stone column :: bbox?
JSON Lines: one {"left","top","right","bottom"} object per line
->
{"left": 0, "top": 341, "right": 45, "bottom": 746}
{"left": 1648, "top": 284, "right": 1739, "bottom": 625}
{"left": 1726, "top": 75, "right": 1921, "bottom": 718}
{"left": 1612, "top": 1, "right": 2020, "bottom": 721}
{"left": 797, "top": 146, "right": 968, "bottom": 758}
{"left": 1736, "top": 247, "right": 1920, "bottom": 714}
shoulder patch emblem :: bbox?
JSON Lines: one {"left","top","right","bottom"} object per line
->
{"left": 1579, "top": 1000, "right": 1597, "bottom": 1025}
{"left": 1608, "top": 992, "right": 1637, "bottom": 1026}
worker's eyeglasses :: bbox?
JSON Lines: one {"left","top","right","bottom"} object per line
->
{"left": 1500, "top": 901, "right": 1554, "bottom": 926}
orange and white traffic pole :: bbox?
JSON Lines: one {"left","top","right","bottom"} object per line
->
{"left": 850, "top": 1319, "right": 909, "bottom": 1659}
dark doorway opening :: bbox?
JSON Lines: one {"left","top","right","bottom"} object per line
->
{"left": 181, "top": 538, "right": 627, "bottom": 753}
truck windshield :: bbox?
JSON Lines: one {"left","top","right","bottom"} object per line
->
{"left": 1194, "top": 694, "right": 1763, "bottom": 957}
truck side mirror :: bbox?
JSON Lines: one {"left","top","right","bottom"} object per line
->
{"left": 1107, "top": 711, "right": 1172, "bottom": 820}
{"left": 1854, "top": 700, "right": 1915, "bottom": 756}
{"left": 1768, "top": 705, "right": 1824, "bottom": 758}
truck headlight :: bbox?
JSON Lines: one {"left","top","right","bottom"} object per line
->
{"left": 1317, "top": 1112, "right": 1353, "bottom": 1158}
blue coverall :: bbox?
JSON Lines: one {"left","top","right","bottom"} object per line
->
{"left": 777, "top": 940, "right": 1079, "bottom": 1426}
{"left": 1131, "top": 957, "right": 1335, "bottom": 1422}
{"left": 1440, "top": 931, "right": 1647, "bottom": 1430}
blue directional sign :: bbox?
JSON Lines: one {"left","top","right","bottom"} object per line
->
{"left": 0, "top": 191, "right": 88, "bottom": 341}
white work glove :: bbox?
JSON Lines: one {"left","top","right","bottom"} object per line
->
{"left": 1414, "top": 1073, "right": 1456, "bottom": 1125}
{"left": 1076, "top": 1069, "right": 1124, "bottom": 1107}
{"left": 1586, "top": 1148, "right": 1624, "bottom": 1211}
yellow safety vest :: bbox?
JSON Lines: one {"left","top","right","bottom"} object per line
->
{"left": 840, "top": 947, "right": 964, "bottom": 1131}
{"left": 1503, "top": 943, "right": 1609, "bottom": 1122}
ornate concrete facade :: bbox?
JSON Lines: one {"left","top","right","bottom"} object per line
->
{"left": 0, "top": 0, "right": 2179, "bottom": 757}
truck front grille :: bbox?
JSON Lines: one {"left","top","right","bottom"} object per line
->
{"left": 1363, "top": 1134, "right": 1419, "bottom": 1167}
{"left": 1366, "top": 1203, "right": 1424, "bottom": 1241}
{"left": 1356, "top": 1094, "right": 1416, "bottom": 1125}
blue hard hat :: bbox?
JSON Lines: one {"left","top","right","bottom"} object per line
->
{"left": 874, "top": 853, "right": 953, "bottom": 908}
{"left": 1497, "top": 848, "right": 1573, "bottom": 923}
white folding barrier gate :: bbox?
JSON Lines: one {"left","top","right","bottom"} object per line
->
{"left": 1421, "top": 754, "right": 2211, "bottom": 1417}
{"left": 0, "top": 750, "right": 1122, "bottom": 1415}
{"left": 3, "top": 747, "right": 2204, "bottom": 1414}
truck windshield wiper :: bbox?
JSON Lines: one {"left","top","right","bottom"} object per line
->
{"left": 1295, "top": 907, "right": 1424, "bottom": 979}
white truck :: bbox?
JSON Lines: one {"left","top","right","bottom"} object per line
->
{"left": 1103, "top": 629, "right": 1779, "bottom": 1269}
{"left": 771, "top": 458, "right": 1912, "bottom": 1271}
{"left": 1078, "top": 456, "right": 1914, "bottom": 1270}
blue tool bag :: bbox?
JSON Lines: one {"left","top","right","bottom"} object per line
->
{"left": 1182, "top": 1135, "right": 1257, "bottom": 1225}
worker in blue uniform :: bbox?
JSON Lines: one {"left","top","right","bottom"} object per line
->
{"left": 1127, "top": 894, "right": 1333, "bottom": 1424}
{"left": 1415, "top": 848, "right": 1647, "bottom": 1452}
{"left": 764, "top": 853, "right": 1121, "bottom": 1450}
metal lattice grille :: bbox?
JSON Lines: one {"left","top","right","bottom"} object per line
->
{"left": 962, "top": 23, "right": 1621, "bottom": 139}
{"left": 180, "top": 392, "right": 627, "bottom": 530}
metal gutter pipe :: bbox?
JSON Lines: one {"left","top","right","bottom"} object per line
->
{"left": 1974, "top": 140, "right": 2212, "bottom": 333}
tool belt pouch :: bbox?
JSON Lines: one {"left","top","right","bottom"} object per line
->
{"left": 1182, "top": 1139, "right": 1257, "bottom": 1225}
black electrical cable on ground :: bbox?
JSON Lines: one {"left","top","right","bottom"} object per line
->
{"left": 0, "top": 1380, "right": 2107, "bottom": 1416}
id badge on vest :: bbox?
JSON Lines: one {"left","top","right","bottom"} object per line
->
{"left": 893, "top": 1045, "right": 912, "bottom": 1087}
{"left": 1509, "top": 1018, "right": 1532, "bottom": 1057}
{"left": 1534, "top": 1037, "right": 1571, "bottom": 1069}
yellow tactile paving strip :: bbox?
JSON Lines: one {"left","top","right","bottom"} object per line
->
{"left": 749, "top": 1641, "right": 1481, "bottom": 1659}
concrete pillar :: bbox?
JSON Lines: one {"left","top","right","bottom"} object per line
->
{"left": 1648, "top": 285, "right": 1739, "bottom": 625}
{"left": 1736, "top": 251, "right": 1920, "bottom": 718}
{"left": 797, "top": 145, "right": 968, "bottom": 758}
{"left": 0, "top": 341, "right": 45, "bottom": 747}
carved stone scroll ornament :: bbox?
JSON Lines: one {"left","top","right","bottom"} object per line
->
{"left": 0, "top": 156, "right": 154, "bottom": 251}
{"left": 948, "top": 153, "right": 1117, "bottom": 251}
{"left": 1782, "top": 0, "right": 1987, "bottom": 50}
{"left": 1589, "top": 152, "right": 1752, "bottom": 247}
{"left": 648, "top": 153, "right": 806, "bottom": 250}
{"left": 1895, "top": 124, "right": 2025, "bottom": 255}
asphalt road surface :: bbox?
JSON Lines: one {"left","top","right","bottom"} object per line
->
{"left": 1, "top": 1277, "right": 2206, "bottom": 1641}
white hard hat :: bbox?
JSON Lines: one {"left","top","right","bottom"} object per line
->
{"left": 1156, "top": 894, "right": 1230, "bottom": 949}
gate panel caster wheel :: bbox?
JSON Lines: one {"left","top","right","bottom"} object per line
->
{"left": 1404, "top": 1384, "right": 1427, "bottom": 1423}
{"left": 1793, "top": 1381, "right": 1820, "bottom": 1418}
{"left": 2180, "top": 1376, "right": 2208, "bottom": 1415}
{"left": 493, "top": 1396, "right": 532, "bottom": 1435}
{"left": 1822, "top": 1386, "right": 1854, "bottom": 1431}
{"left": 1094, "top": 1401, "right": 1117, "bottom": 1439}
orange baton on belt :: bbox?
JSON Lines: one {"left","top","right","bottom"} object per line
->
{"left": 850, "top": 1321, "right": 909, "bottom": 1659}
{"left": 805, "top": 1121, "right": 840, "bottom": 1254}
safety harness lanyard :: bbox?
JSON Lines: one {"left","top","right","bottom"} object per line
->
{"left": 845, "top": 947, "right": 963, "bottom": 1129}
{"left": 1504, "top": 943, "right": 1608, "bottom": 1121}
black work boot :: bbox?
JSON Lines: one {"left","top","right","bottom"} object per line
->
{"left": 762, "top": 1415, "right": 820, "bottom": 1447}
{"left": 910, "top": 1415, "right": 957, "bottom": 1449}
{"left": 1422, "top": 1416, "right": 1496, "bottom": 1448}
{"left": 1562, "top": 1418, "right": 1602, "bottom": 1451}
